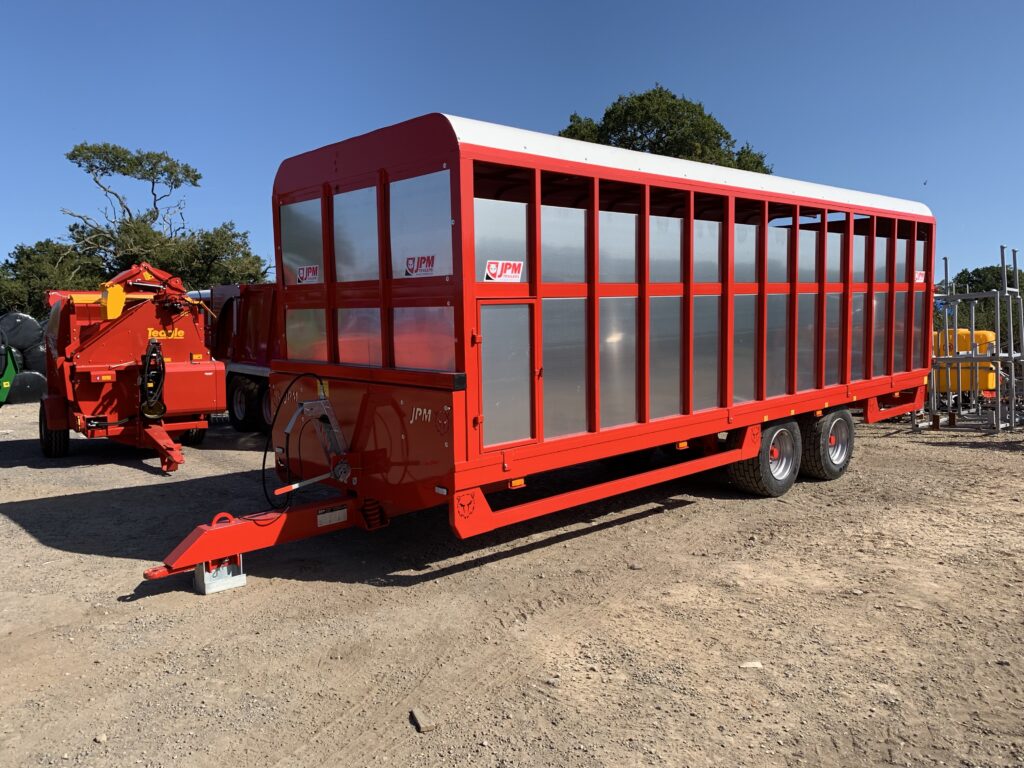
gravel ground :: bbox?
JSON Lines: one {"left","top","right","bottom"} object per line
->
{"left": 0, "top": 401, "right": 1022, "bottom": 767}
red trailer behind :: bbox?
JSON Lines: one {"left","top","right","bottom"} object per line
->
{"left": 146, "top": 114, "right": 934, "bottom": 592}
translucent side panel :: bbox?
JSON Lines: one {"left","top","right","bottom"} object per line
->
{"left": 393, "top": 306, "right": 456, "bottom": 371}
{"left": 895, "top": 239, "right": 908, "bottom": 283}
{"left": 474, "top": 198, "right": 528, "bottom": 282}
{"left": 542, "top": 205, "right": 586, "bottom": 282}
{"left": 798, "top": 228, "right": 818, "bottom": 282}
{"left": 649, "top": 296, "right": 681, "bottom": 417}
{"left": 599, "top": 211, "right": 637, "bottom": 282}
{"left": 650, "top": 215, "right": 682, "bottom": 283}
{"left": 874, "top": 236, "right": 889, "bottom": 282}
{"left": 281, "top": 199, "right": 323, "bottom": 285}
{"left": 285, "top": 308, "right": 327, "bottom": 361}
{"left": 797, "top": 294, "right": 818, "bottom": 391}
{"left": 851, "top": 292, "right": 867, "bottom": 381}
{"left": 894, "top": 291, "right": 908, "bottom": 372}
{"left": 873, "top": 292, "right": 889, "bottom": 376}
{"left": 825, "top": 292, "right": 842, "bottom": 385}
{"left": 767, "top": 226, "right": 789, "bottom": 282}
{"left": 692, "top": 295, "right": 720, "bottom": 410}
{"left": 542, "top": 298, "right": 587, "bottom": 437}
{"left": 336, "top": 308, "right": 382, "bottom": 366}
{"left": 333, "top": 187, "right": 379, "bottom": 283}
{"left": 481, "top": 304, "right": 532, "bottom": 446}
{"left": 599, "top": 297, "right": 637, "bottom": 427}
{"left": 915, "top": 240, "right": 927, "bottom": 275}
{"left": 733, "top": 294, "right": 757, "bottom": 403}
{"left": 913, "top": 292, "right": 927, "bottom": 369}
{"left": 826, "top": 231, "right": 843, "bottom": 283}
{"left": 734, "top": 223, "right": 758, "bottom": 283}
{"left": 390, "top": 171, "right": 453, "bottom": 279}
{"left": 853, "top": 234, "right": 867, "bottom": 282}
{"left": 694, "top": 220, "right": 721, "bottom": 282}
{"left": 766, "top": 294, "right": 789, "bottom": 397}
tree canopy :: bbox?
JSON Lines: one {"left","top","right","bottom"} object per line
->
{"left": 0, "top": 143, "right": 266, "bottom": 318}
{"left": 560, "top": 85, "right": 772, "bottom": 173}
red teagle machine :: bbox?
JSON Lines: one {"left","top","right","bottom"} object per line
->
{"left": 40, "top": 262, "right": 225, "bottom": 472}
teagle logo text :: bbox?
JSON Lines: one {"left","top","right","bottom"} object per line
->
{"left": 147, "top": 328, "right": 185, "bottom": 340}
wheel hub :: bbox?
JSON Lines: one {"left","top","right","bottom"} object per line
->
{"left": 827, "top": 418, "right": 851, "bottom": 465}
{"left": 768, "top": 429, "right": 795, "bottom": 480}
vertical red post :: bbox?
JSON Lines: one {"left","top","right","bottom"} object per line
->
{"left": 376, "top": 169, "right": 394, "bottom": 369}
{"left": 723, "top": 196, "right": 735, "bottom": 408}
{"left": 683, "top": 191, "right": 695, "bottom": 413}
{"left": 757, "top": 200, "right": 769, "bottom": 400}
{"left": 865, "top": 215, "right": 875, "bottom": 379}
{"left": 843, "top": 211, "right": 854, "bottom": 383}
{"left": 588, "top": 177, "right": 600, "bottom": 433}
{"left": 639, "top": 185, "right": 651, "bottom": 423}
{"left": 816, "top": 211, "right": 826, "bottom": 389}
{"left": 788, "top": 205, "right": 800, "bottom": 393}
{"left": 532, "top": 169, "right": 544, "bottom": 442}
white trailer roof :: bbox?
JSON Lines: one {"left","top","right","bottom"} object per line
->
{"left": 443, "top": 114, "right": 932, "bottom": 218}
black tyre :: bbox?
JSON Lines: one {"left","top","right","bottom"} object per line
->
{"left": 179, "top": 428, "right": 207, "bottom": 446}
{"left": 39, "top": 402, "right": 70, "bottom": 458}
{"left": 799, "top": 409, "right": 854, "bottom": 480}
{"left": 727, "top": 420, "right": 802, "bottom": 497}
{"left": 8, "top": 370, "right": 46, "bottom": 404}
{"left": 0, "top": 312, "right": 43, "bottom": 350}
{"left": 257, "top": 382, "right": 273, "bottom": 433}
{"left": 227, "top": 376, "right": 260, "bottom": 432}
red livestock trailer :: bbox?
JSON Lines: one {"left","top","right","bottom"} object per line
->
{"left": 146, "top": 114, "right": 934, "bottom": 593}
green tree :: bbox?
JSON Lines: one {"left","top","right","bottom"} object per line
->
{"left": 560, "top": 85, "right": 772, "bottom": 173}
{"left": 0, "top": 143, "right": 267, "bottom": 318}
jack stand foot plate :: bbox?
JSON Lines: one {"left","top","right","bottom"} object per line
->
{"left": 194, "top": 556, "right": 247, "bottom": 595}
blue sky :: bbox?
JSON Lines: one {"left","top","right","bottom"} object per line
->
{"left": 1, "top": 0, "right": 1021, "bottom": 275}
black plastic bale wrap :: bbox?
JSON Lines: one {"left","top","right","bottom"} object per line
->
{"left": 0, "top": 312, "right": 44, "bottom": 350}
{"left": 6, "top": 370, "right": 46, "bottom": 405}
{"left": 22, "top": 343, "right": 46, "bottom": 373}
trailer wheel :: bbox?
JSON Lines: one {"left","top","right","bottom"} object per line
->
{"left": 227, "top": 376, "right": 260, "bottom": 432}
{"left": 39, "top": 402, "right": 69, "bottom": 458}
{"left": 258, "top": 383, "right": 273, "bottom": 433}
{"left": 799, "top": 409, "right": 854, "bottom": 480}
{"left": 179, "top": 428, "right": 207, "bottom": 446}
{"left": 727, "top": 420, "right": 801, "bottom": 497}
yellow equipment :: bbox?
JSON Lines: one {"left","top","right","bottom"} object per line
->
{"left": 932, "top": 329, "right": 997, "bottom": 393}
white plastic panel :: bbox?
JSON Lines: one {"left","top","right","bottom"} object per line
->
{"left": 733, "top": 294, "right": 757, "bottom": 403}
{"left": 390, "top": 171, "right": 453, "bottom": 280}
{"left": 281, "top": 199, "right": 324, "bottom": 285}
{"left": 853, "top": 234, "right": 868, "bottom": 282}
{"left": 336, "top": 307, "right": 382, "bottom": 366}
{"left": 766, "top": 294, "right": 789, "bottom": 397}
{"left": 481, "top": 304, "right": 532, "bottom": 446}
{"left": 825, "top": 292, "right": 842, "bottom": 385}
{"left": 852, "top": 292, "right": 867, "bottom": 381}
{"left": 393, "top": 306, "right": 456, "bottom": 371}
{"left": 873, "top": 292, "right": 889, "bottom": 376}
{"left": 542, "top": 205, "right": 586, "bottom": 283}
{"left": 599, "top": 210, "right": 637, "bottom": 283}
{"left": 767, "top": 226, "right": 789, "bottom": 283}
{"left": 542, "top": 298, "right": 588, "bottom": 437}
{"left": 650, "top": 215, "right": 682, "bottom": 283}
{"left": 894, "top": 291, "right": 908, "bottom": 371}
{"left": 333, "top": 187, "right": 379, "bottom": 283}
{"left": 798, "top": 226, "right": 819, "bottom": 283}
{"left": 443, "top": 115, "right": 932, "bottom": 218}
{"left": 285, "top": 308, "right": 327, "bottom": 361}
{"left": 599, "top": 297, "right": 637, "bottom": 427}
{"left": 694, "top": 220, "right": 721, "bottom": 283}
{"left": 734, "top": 223, "right": 758, "bottom": 283}
{"left": 693, "top": 295, "right": 720, "bottom": 410}
{"left": 797, "top": 294, "right": 818, "bottom": 391}
{"left": 649, "top": 296, "right": 681, "bottom": 417}
{"left": 915, "top": 239, "right": 927, "bottom": 275}
{"left": 474, "top": 198, "right": 528, "bottom": 283}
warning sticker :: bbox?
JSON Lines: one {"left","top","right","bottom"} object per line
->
{"left": 405, "top": 255, "right": 435, "bottom": 277}
{"left": 914, "top": 270, "right": 926, "bottom": 283}
{"left": 296, "top": 265, "right": 320, "bottom": 284}
{"left": 317, "top": 505, "right": 347, "bottom": 527}
{"left": 484, "top": 260, "right": 524, "bottom": 282}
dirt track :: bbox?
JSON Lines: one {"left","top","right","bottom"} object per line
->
{"left": 0, "top": 401, "right": 1022, "bottom": 767}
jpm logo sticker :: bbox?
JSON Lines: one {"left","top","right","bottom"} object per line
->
{"left": 409, "top": 407, "right": 433, "bottom": 425}
{"left": 296, "top": 265, "right": 320, "bottom": 284}
{"left": 484, "top": 260, "right": 523, "bottom": 282}
{"left": 147, "top": 328, "right": 185, "bottom": 340}
{"left": 405, "top": 255, "right": 435, "bottom": 277}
